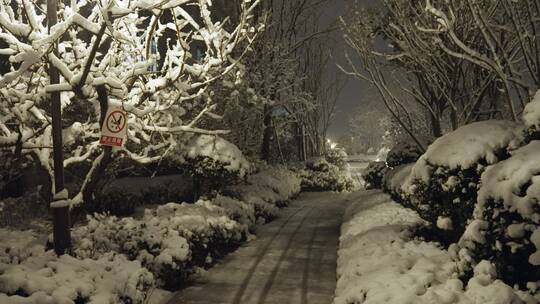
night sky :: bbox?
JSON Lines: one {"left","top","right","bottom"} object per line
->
{"left": 323, "top": 0, "right": 381, "bottom": 140}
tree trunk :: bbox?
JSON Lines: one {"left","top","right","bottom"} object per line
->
{"left": 430, "top": 111, "right": 443, "bottom": 138}
{"left": 261, "top": 105, "right": 273, "bottom": 161}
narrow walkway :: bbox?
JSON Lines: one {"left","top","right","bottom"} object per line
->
{"left": 166, "top": 192, "right": 348, "bottom": 304}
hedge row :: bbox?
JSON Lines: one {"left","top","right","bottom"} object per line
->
{"left": 0, "top": 166, "right": 302, "bottom": 303}
{"left": 368, "top": 117, "right": 540, "bottom": 293}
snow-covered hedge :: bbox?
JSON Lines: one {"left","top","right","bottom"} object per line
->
{"left": 0, "top": 230, "right": 147, "bottom": 303}
{"left": 334, "top": 191, "right": 537, "bottom": 304}
{"left": 175, "top": 135, "right": 251, "bottom": 195}
{"left": 89, "top": 175, "right": 193, "bottom": 216}
{"left": 382, "top": 163, "right": 413, "bottom": 203}
{"left": 457, "top": 141, "right": 540, "bottom": 289}
{"left": 400, "top": 121, "right": 523, "bottom": 245}
{"left": 362, "top": 161, "right": 389, "bottom": 190}
{"left": 225, "top": 166, "right": 301, "bottom": 222}
{"left": 73, "top": 201, "right": 247, "bottom": 290}
{"left": 326, "top": 147, "right": 348, "bottom": 170}
{"left": 208, "top": 195, "right": 256, "bottom": 232}
{"left": 385, "top": 142, "right": 422, "bottom": 168}
{"left": 300, "top": 157, "right": 355, "bottom": 192}
{"left": 0, "top": 251, "right": 154, "bottom": 304}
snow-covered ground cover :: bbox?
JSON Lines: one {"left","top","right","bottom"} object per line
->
{"left": 334, "top": 191, "right": 537, "bottom": 304}
{"left": 0, "top": 166, "right": 301, "bottom": 303}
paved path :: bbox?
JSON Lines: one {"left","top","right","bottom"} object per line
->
{"left": 166, "top": 192, "right": 348, "bottom": 304}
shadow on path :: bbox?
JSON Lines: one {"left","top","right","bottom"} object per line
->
{"left": 166, "top": 192, "right": 349, "bottom": 304}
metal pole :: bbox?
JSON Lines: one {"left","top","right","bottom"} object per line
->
{"left": 47, "top": 0, "right": 71, "bottom": 255}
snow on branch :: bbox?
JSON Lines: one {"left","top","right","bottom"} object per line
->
{"left": 0, "top": 0, "right": 260, "bottom": 205}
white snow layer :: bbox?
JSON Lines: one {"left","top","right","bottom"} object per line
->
{"left": 477, "top": 140, "right": 540, "bottom": 220}
{"left": 406, "top": 120, "right": 522, "bottom": 184}
{"left": 523, "top": 90, "right": 540, "bottom": 128}
{"left": 334, "top": 190, "right": 531, "bottom": 304}
{"left": 183, "top": 135, "right": 251, "bottom": 177}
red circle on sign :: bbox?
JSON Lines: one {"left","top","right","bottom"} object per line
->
{"left": 106, "top": 110, "right": 127, "bottom": 134}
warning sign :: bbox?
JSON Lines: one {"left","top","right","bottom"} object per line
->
{"left": 100, "top": 106, "right": 127, "bottom": 147}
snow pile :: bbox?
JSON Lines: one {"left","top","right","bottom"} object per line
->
{"left": 334, "top": 191, "right": 532, "bottom": 304}
{"left": 0, "top": 252, "right": 154, "bottom": 304}
{"left": 181, "top": 135, "right": 251, "bottom": 178}
{"left": 457, "top": 140, "right": 540, "bottom": 289}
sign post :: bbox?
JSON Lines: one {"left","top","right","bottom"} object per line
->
{"left": 100, "top": 106, "right": 128, "bottom": 147}
{"left": 48, "top": 0, "right": 71, "bottom": 255}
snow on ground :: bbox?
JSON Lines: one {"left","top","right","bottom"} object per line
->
{"left": 334, "top": 190, "right": 531, "bottom": 304}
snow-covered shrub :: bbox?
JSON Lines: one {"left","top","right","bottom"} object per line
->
{"left": 385, "top": 142, "right": 422, "bottom": 168}
{"left": 223, "top": 185, "right": 280, "bottom": 222}
{"left": 208, "top": 195, "right": 256, "bottom": 232}
{"left": 175, "top": 135, "right": 251, "bottom": 196}
{"left": 0, "top": 252, "right": 154, "bottom": 304}
{"left": 401, "top": 121, "right": 523, "bottom": 245}
{"left": 247, "top": 166, "right": 301, "bottom": 200}
{"left": 326, "top": 147, "right": 348, "bottom": 170}
{"left": 0, "top": 229, "right": 45, "bottom": 265}
{"left": 0, "top": 191, "right": 48, "bottom": 229}
{"left": 523, "top": 89, "right": 540, "bottom": 143}
{"left": 89, "top": 176, "right": 193, "bottom": 216}
{"left": 362, "top": 161, "right": 389, "bottom": 189}
{"left": 73, "top": 201, "right": 247, "bottom": 289}
{"left": 382, "top": 163, "right": 414, "bottom": 202}
{"left": 457, "top": 141, "right": 540, "bottom": 288}
{"left": 89, "top": 191, "right": 141, "bottom": 216}
{"left": 223, "top": 166, "right": 301, "bottom": 222}
{"left": 300, "top": 158, "right": 355, "bottom": 192}
{"left": 148, "top": 202, "right": 248, "bottom": 268}
{"left": 72, "top": 214, "right": 191, "bottom": 290}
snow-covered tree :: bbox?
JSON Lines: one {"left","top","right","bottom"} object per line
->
{"left": 0, "top": 0, "right": 260, "bottom": 206}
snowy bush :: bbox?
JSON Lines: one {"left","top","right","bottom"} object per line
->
{"left": 326, "top": 147, "right": 348, "bottom": 170}
{"left": 362, "top": 161, "right": 389, "bottom": 190}
{"left": 0, "top": 252, "right": 154, "bottom": 304}
{"left": 73, "top": 201, "right": 247, "bottom": 289}
{"left": 72, "top": 213, "right": 191, "bottom": 290}
{"left": 457, "top": 141, "right": 540, "bottom": 289}
{"left": 400, "top": 121, "right": 523, "bottom": 245}
{"left": 300, "top": 158, "right": 355, "bottom": 192}
{"left": 223, "top": 185, "right": 280, "bottom": 222}
{"left": 208, "top": 195, "right": 256, "bottom": 232}
{"left": 334, "top": 191, "right": 537, "bottom": 304}
{"left": 88, "top": 175, "right": 193, "bottom": 216}
{"left": 174, "top": 135, "right": 251, "bottom": 196}
{"left": 0, "top": 229, "right": 45, "bottom": 265}
{"left": 385, "top": 142, "right": 422, "bottom": 168}
{"left": 224, "top": 166, "right": 301, "bottom": 222}
{"left": 247, "top": 165, "right": 301, "bottom": 200}
{"left": 148, "top": 202, "right": 248, "bottom": 267}
{"left": 382, "top": 163, "right": 413, "bottom": 202}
